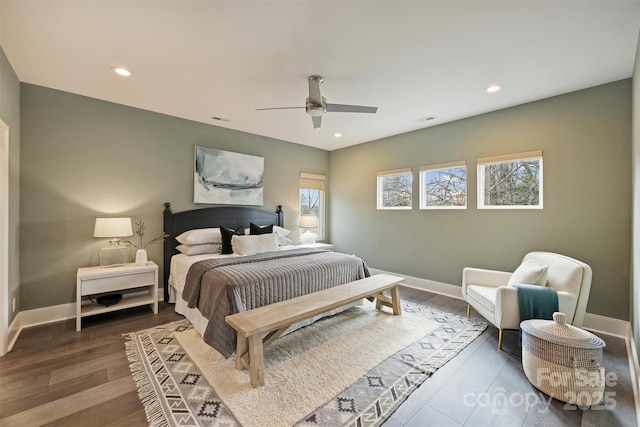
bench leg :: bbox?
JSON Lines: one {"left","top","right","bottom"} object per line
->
{"left": 375, "top": 295, "right": 382, "bottom": 311}
{"left": 373, "top": 286, "right": 402, "bottom": 315}
{"left": 235, "top": 334, "right": 248, "bottom": 370}
{"left": 248, "top": 334, "right": 265, "bottom": 387}
{"left": 390, "top": 285, "right": 401, "bottom": 315}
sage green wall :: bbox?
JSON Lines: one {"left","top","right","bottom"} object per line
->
{"left": 0, "top": 47, "right": 20, "bottom": 324}
{"left": 20, "top": 84, "right": 328, "bottom": 311}
{"left": 330, "top": 80, "right": 632, "bottom": 320}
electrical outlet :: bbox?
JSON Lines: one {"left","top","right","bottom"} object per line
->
{"left": 12, "top": 297, "right": 15, "bottom": 313}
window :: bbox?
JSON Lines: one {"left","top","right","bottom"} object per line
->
{"left": 419, "top": 161, "right": 467, "bottom": 209}
{"left": 477, "top": 150, "right": 543, "bottom": 209}
{"left": 299, "top": 172, "right": 325, "bottom": 239}
{"left": 377, "top": 168, "right": 412, "bottom": 210}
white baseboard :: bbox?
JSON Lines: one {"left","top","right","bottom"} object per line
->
{"left": 626, "top": 326, "right": 640, "bottom": 426}
{"left": 19, "top": 301, "right": 76, "bottom": 328}
{"left": 7, "top": 312, "right": 22, "bottom": 353}
{"left": 369, "top": 267, "right": 628, "bottom": 338}
{"left": 369, "top": 267, "right": 463, "bottom": 300}
{"left": 582, "top": 312, "right": 630, "bottom": 338}
{"left": 4, "top": 287, "right": 164, "bottom": 351}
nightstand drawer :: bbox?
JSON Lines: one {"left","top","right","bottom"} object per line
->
{"left": 81, "top": 270, "right": 155, "bottom": 295}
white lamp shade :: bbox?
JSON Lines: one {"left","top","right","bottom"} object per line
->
{"left": 93, "top": 217, "right": 133, "bottom": 238}
{"left": 299, "top": 215, "right": 318, "bottom": 228}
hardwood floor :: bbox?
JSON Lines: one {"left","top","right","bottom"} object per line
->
{"left": 0, "top": 303, "right": 183, "bottom": 426}
{"left": 0, "top": 287, "right": 636, "bottom": 426}
{"left": 384, "top": 287, "right": 638, "bottom": 427}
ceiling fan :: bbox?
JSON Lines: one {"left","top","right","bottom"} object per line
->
{"left": 256, "top": 75, "right": 377, "bottom": 129}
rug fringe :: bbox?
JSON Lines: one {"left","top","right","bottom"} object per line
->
{"left": 125, "top": 333, "right": 171, "bottom": 427}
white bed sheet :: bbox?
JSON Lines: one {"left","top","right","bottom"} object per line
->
{"left": 168, "top": 246, "right": 358, "bottom": 342}
{"left": 169, "top": 252, "right": 236, "bottom": 336}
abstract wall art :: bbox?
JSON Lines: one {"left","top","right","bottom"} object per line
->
{"left": 194, "top": 146, "right": 264, "bottom": 205}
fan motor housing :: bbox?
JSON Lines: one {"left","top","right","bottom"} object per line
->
{"left": 306, "top": 97, "right": 326, "bottom": 116}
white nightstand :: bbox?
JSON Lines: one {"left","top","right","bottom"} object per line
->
{"left": 76, "top": 262, "right": 158, "bottom": 331}
{"left": 298, "top": 243, "right": 334, "bottom": 251}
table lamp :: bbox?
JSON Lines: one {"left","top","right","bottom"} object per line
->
{"left": 299, "top": 215, "right": 318, "bottom": 244}
{"left": 93, "top": 217, "right": 133, "bottom": 266}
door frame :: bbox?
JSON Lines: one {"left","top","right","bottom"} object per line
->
{"left": 0, "top": 119, "right": 10, "bottom": 356}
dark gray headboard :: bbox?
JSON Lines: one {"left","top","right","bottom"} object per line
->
{"left": 162, "top": 202, "right": 284, "bottom": 302}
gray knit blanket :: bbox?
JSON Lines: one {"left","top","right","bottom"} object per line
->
{"left": 182, "top": 248, "right": 369, "bottom": 357}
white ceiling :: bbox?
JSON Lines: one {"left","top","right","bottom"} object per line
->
{"left": 2, "top": 1, "right": 639, "bottom": 151}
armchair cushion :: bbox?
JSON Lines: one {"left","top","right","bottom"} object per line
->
{"left": 507, "top": 258, "right": 548, "bottom": 287}
{"left": 466, "top": 285, "right": 497, "bottom": 313}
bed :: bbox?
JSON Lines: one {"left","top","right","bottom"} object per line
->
{"left": 162, "top": 203, "right": 369, "bottom": 357}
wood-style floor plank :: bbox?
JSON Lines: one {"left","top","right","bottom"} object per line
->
{"left": 0, "top": 288, "right": 636, "bottom": 426}
{"left": 42, "top": 391, "right": 148, "bottom": 427}
{"left": 0, "top": 376, "right": 136, "bottom": 426}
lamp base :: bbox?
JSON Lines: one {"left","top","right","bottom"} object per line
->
{"left": 300, "top": 230, "right": 317, "bottom": 245}
{"left": 99, "top": 245, "right": 130, "bottom": 267}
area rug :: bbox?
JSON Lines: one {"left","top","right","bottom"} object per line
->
{"left": 125, "top": 300, "right": 486, "bottom": 427}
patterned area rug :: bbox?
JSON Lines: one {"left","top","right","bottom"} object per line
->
{"left": 125, "top": 300, "right": 486, "bottom": 427}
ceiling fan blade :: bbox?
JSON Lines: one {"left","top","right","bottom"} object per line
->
{"left": 312, "top": 116, "right": 322, "bottom": 129}
{"left": 256, "top": 107, "right": 305, "bottom": 111}
{"left": 308, "top": 75, "right": 323, "bottom": 105}
{"left": 325, "top": 103, "right": 377, "bottom": 114}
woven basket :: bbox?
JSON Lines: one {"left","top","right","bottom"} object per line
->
{"left": 521, "top": 312, "right": 606, "bottom": 406}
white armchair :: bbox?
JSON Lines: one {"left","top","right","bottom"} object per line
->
{"left": 462, "top": 251, "right": 592, "bottom": 349}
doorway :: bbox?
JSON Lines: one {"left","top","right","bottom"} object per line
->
{"left": 0, "top": 119, "right": 9, "bottom": 356}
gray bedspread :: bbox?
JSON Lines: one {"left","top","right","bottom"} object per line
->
{"left": 182, "top": 248, "right": 370, "bottom": 357}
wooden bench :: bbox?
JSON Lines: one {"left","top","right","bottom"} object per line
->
{"left": 224, "top": 273, "right": 404, "bottom": 387}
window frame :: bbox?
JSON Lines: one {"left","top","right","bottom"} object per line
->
{"left": 299, "top": 172, "right": 325, "bottom": 240}
{"left": 477, "top": 150, "right": 543, "bottom": 210}
{"left": 376, "top": 168, "right": 413, "bottom": 210}
{"left": 419, "top": 160, "right": 467, "bottom": 210}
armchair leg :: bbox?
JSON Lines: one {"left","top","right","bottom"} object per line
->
{"left": 498, "top": 328, "right": 503, "bottom": 350}
{"left": 466, "top": 304, "right": 471, "bottom": 318}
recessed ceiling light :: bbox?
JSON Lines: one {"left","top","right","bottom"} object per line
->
{"left": 112, "top": 66, "right": 132, "bottom": 77}
{"left": 334, "top": 133, "right": 342, "bottom": 138}
{"left": 485, "top": 84, "right": 502, "bottom": 93}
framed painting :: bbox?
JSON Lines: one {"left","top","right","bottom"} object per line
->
{"left": 194, "top": 146, "right": 264, "bottom": 205}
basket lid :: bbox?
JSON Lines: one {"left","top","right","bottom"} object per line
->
{"left": 520, "top": 312, "right": 605, "bottom": 349}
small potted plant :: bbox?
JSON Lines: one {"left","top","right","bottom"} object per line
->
{"left": 119, "top": 220, "right": 169, "bottom": 265}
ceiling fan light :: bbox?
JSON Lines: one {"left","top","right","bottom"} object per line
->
{"left": 306, "top": 105, "right": 326, "bottom": 116}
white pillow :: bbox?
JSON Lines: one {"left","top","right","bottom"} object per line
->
{"left": 231, "top": 233, "right": 278, "bottom": 255}
{"left": 278, "top": 236, "right": 293, "bottom": 246}
{"left": 176, "top": 228, "right": 222, "bottom": 245}
{"left": 176, "top": 243, "right": 222, "bottom": 255}
{"left": 508, "top": 258, "right": 549, "bottom": 286}
{"left": 273, "top": 225, "right": 290, "bottom": 238}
